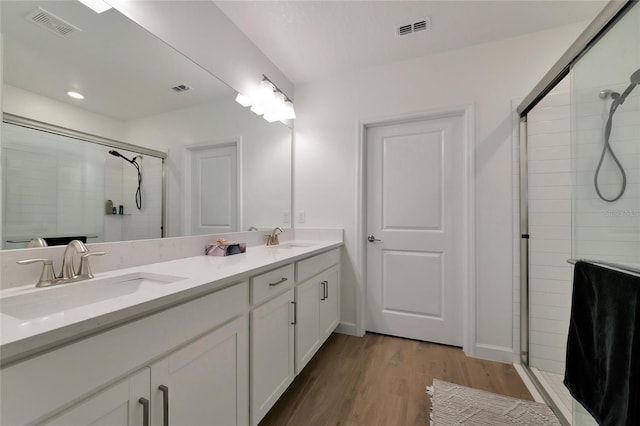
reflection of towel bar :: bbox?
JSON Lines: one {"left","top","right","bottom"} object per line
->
{"left": 567, "top": 258, "right": 640, "bottom": 277}
{"left": 6, "top": 236, "right": 99, "bottom": 243}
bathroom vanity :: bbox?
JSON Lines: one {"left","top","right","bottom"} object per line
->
{"left": 0, "top": 241, "right": 341, "bottom": 426}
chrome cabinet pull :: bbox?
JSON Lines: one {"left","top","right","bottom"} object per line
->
{"left": 138, "top": 397, "right": 150, "bottom": 426}
{"left": 158, "top": 385, "right": 169, "bottom": 426}
{"left": 325, "top": 280, "right": 329, "bottom": 299}
{"left": 320, "top": 281, "right": 325, "bottom": 301}
{"left": 291, "top": 301, "right": 296, "bottom": 325}
{"left": 269, "top": 277, "right": 288, "bottom": 287}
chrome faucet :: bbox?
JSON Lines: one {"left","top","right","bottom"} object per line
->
{"left": 266, "top": 227, "right": 284, "bottom": 246}
{"left": 59, "top": 240, "right": 89, "bottom": 280}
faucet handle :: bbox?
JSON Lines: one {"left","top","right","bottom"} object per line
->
{"left": 17, "top": 258, "right": 58, "bottom": 287}
{"left": 78, "top": 251, "right": 106, "bottom": 279}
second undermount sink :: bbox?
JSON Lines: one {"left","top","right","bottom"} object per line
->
{"left": 0, "top": 272, "right": 187, "bottom": 320}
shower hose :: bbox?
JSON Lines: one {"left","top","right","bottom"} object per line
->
{"left": 594, "top": 99, "right": 627, "bottom": 202}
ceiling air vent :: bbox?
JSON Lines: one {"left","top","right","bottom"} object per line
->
{"left": 396, "top": 17, "right": 431, "bottom": 37}
{"left": 26, "top": 8, "right": 81, "bottom": 38}
{"left": 397, "top": 24, "right": 413, "bottom": 37}
{"left": 171, "top": 84, "right": 192, "bottom": 93}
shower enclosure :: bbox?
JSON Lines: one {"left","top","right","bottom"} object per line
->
{"left": 518, "top": 1, "right": 639, "bottom": 424}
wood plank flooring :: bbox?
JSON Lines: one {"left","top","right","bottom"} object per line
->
{"left": 260, "top": 332, "right": 532, "bottom": 426}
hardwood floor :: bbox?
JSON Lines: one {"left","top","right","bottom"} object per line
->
{"left": 259, "top": 332, "right": 532, "bottom": 426}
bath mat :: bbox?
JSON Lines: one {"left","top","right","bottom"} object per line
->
{"left": 427, "top": 379, "right": 560, "bottom": 425}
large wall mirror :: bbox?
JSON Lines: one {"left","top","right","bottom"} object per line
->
{"left": 1, "top": 0, "right": 292, "bottom": 249}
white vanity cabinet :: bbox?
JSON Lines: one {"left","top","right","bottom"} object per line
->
{"left": 250, "top": 249, "right": 340, "bottom": 425}
{"left": 295, "top": 249, "right": 341, "bottom": 374}
{"left": 250, "top": 265, "right": 296, "bottom": 426}
{"left": 1, "top": 243, "right": 342, "bottom": 426}
{"left": 0, "top": 281, "right": 249, "bottom": 426}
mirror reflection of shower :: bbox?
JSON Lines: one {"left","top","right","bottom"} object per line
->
{"left": 594, "top": 67, "right": 640, "bottom": 202}
{"left": 108, "top": 150, "right": 143, "bottom": 210}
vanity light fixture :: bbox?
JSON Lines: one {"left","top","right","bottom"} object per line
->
{"left": 77, "top": 0, "right": 112, "bottom": 14}
{"left": 67, "top": 91, "right": 85, "bottom": 99}
{"left": 235, "top": 75, "right": 296, "bottom": 123}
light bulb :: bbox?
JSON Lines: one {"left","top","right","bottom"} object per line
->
{"left": 250, "top": 104, "right": 265, "bottom": 116}
{"left": 282, "top": 101, "right": 296, "bottom": 120}
{"left": 263, "top": 113, "right": 280, "bottom": 123}
{"left": 67, "top": 91, "right": 85, "bottom": 100}
{"left": 235, "top": 93, "right": 252, "bottom": 107}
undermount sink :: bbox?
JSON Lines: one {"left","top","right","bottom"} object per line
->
{"left": 1, "top": 272, "right": 187, "bottom": 320}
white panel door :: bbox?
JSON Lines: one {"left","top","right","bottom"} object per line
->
{"left": 190, "top": 143, "right": 238, "bottom": 235}
{"left": 366, "top": 115, "right": 464, "bottom": 346}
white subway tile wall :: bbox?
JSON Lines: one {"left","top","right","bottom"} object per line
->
{"left": 569, "top": 3, "right": 640, "bottom": 271}
{"left": 2, "top": 124, "right": 163, "bottom": 249}
{"left": 2, "top": 124, "right": 105, "bottom": 248}
{"left": 526, "top": 81, "right": 572, "bottom": 376}
{"left": 572, "top": 89, "right": 640, "bottom": 267}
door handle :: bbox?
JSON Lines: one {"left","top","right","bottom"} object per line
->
{"left": 367, "top": 235, "right": 381, "bottom": 242}
{"left": 138, "top": 397, "right": 150, "bottom": 426}
{"left": 158, "top": 385, "right": 169, "bottom": 426}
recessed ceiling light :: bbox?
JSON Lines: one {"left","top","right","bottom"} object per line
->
{"left": 67, "top": 91, "right": 85, "bottom": 99}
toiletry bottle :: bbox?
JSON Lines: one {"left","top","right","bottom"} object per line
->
{"left": 106, "top": 200, "right": 114, "bottom": 214}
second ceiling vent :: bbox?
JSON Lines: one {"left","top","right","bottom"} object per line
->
{"left": 396, "top": 17, "right": 431, "bottom": 37}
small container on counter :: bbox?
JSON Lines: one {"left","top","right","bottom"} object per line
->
{"left": 205, "top": 238, "right": 247, "bottom": 256}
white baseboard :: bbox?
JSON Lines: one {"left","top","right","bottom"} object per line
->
{"left": 473, "top": 343, "right": 519, "bottom": 363}
{"left": 335, "top": 321, "right": 358, "bottom": 336}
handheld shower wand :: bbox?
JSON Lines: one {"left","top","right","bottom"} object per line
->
{"left": 594, "top": 68, "right": 640, "bottom": 202}
{"left": 108, "top": 150, "right": 143, "bottom": 210}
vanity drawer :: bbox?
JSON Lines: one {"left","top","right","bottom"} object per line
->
{"left": 252, "top": 264, "right": 294, "bottom": 305}
{"left": 296, "top": 248, "right": 340, "bottom": 282}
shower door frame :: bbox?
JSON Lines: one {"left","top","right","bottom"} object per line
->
{"left": 517, "top": 1, "right": 636, "bottom": 424}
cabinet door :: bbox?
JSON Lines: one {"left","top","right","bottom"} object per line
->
{"left": 319, "top": 265, "right": 340, "bottom": 341}
{"left": 44, "top": 369, "right": 150, "bottom": 426}
{"left": 251, "top": 289, "right": 295, "bottom": 425}
{"left": 295, "top": 277, "right": 322, "bottom": 374}
{"left": 150, "top": 315, "right": 249, "bottom": 426}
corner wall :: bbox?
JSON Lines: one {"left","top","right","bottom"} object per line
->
{"left": 293, "top": 22, "right": 589, "bottom": 361}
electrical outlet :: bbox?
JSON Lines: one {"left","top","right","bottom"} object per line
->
{"left": 298, "top": 210, "right": 306, "bottom": 223}
{"left": 282, "top": 211, "right": 290, "bottom": 224}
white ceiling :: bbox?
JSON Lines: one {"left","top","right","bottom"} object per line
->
{"left": 214, "top": 0, "right": 609, "bottom": 85}
{"left": 1, "top": 1, "right": 233, "bottom": 121}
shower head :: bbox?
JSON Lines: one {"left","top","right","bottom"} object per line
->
{"left": 614, "top": 67, "right": 640, "bottom": 107}
{"left": 108, "top": 149, "right": 138, "bottom": 165}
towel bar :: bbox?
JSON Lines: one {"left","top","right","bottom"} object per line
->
{"left": 567, "top": 258, "right": 640, "bottom": 277}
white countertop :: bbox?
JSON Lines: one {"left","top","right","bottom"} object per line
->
{"left": 0, "top": 240, "right": 342, "bottom": 366}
